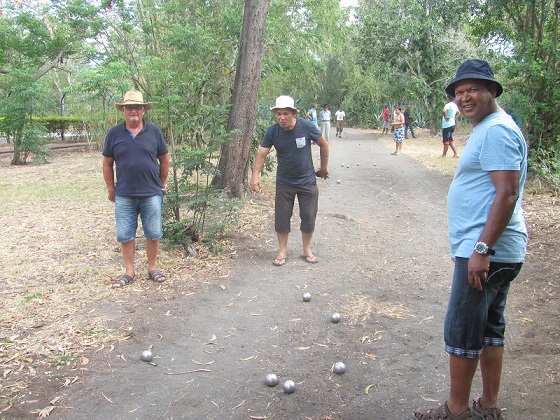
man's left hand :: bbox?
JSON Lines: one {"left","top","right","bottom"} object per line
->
{"left": 315, "top": 169, "right": 329, "bottom": 179}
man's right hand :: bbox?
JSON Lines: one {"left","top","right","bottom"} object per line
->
{"left": 250, "top": 177, "right": 261, "bottom": 193}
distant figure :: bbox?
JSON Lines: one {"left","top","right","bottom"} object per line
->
{"left": 414, "top": 59, "right": 528, "bottom": 420}
{"left": 102, "top": 90, "right": 169, "bottom": 288}
{"left": 390, "top": 107, "right": 405, "bottom": 155}
{"left": 441, "top": 94, "right": 460, "bottom": 158}
{"left": 306, "top": 103, "right": 318, "bottom": 128}
{"left": 250, "top": 96, "right": 329, "bottom": 267}
{"left": 382, "top": 105, "right": 390, "bottom": 134}
{"left": 403, "top": 105, "right": 417, "bottom": 139}
{"left": 334, "top": 106, "right": 346, "bottom": 137}
{"left": 319, "top": 104, "right": 332, "bottom": 141}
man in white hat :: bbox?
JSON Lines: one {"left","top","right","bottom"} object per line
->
{"left": 250, "top": 95, "right": 329, "bottom": 266}
{"left": 102, "top": 90, "right": 170, "bottom": 288}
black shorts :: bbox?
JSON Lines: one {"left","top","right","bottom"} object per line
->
{"left": 274, "top": 182, "right": 319, "bottom": 233}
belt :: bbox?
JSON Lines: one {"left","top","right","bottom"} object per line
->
{"left": 321, "top": 120, "right": 329, "bottom": 122}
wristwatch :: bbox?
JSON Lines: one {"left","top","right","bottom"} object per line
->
{"left": 474, "top": 241, "right": 495, "bottom": 256}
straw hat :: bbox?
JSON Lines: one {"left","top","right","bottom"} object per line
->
{"left": 115, "top": 90, "right": 153, "bottom": 111}
{"left": 270, "top": 95, "right": 298, "bottom": 112}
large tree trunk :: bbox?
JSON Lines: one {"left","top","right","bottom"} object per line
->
{"left": 212, "top": 0, "right": 270, "bottom": 197}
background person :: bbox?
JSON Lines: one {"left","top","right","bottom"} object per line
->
{"left": 381, "top": 105, "right": 390, "bottom": 134}
{"left": 390, "top": 107, "right": 405, "bottom": 155}
{"left": 319, "top": 104, "right": 332, "bottom": 141}
{"left": 414, "top": 59, "right": 528, "bottom": 420}
{"left": 102, "top": 90, "right": 170, "bottom": 288}
{"left": 335, "top": 106, "right": 346, "bottom": 137}
{"left": 306, "top": 103, "right": 318, "bottom": 128}
{"left": 403, "top": 104, "right": 417, "bottom": 139}
{"left": 441, "top": 94, "right": 461, "bottom": 158}
{"left": 250, "top": 95, "right": 329, "bottom": 267}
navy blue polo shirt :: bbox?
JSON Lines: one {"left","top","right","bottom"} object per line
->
{"left": 102, "top": 121, "right": 168, "bottom": 197}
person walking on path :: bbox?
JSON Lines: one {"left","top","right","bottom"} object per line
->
{"left": 403, "top": 105, "right": 417, "bottom": 139}
{"left": 335, "top": 106, "right": 346, "bottom": 137}
{"left": 414, "top": 59, "right": 528, "bottom": 420}
{"left": 306, "top": 103, "right": 318, "bottom": 128}
{"left": 102, "top": 90, "right": 170, "bottom": 288}
{"left": 381, "top": 105, "right": 390, "bottom": 134}
{"left": 441, "top": 94, "right": 461, "bottom": 158}
{"left": 390, "top": 107, "right": 405, "bottom": 155}
{"left": 250, "top": 95, "right": 329, "bottom": 267}
{"left": 320, "top": 104, "right": 332, "bottom": 141}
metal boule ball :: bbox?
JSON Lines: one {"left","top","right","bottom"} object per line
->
{"left": 283, "top": 380, "right": 296, "bottom": 394}
{"left": 265, "top": 373, "right": 279, "bottom": 387}
{"left": 302, "top": 292, "right": 312, "bottom": 302}
{"left": 333, "top": 362, "right": 346, "bottom": 374}
{"left": 357, "top": 163, "right": 360, "bottom": 166}
{"left": 331, "top": 312, "right": 342, "bottom": 323}
{"left": 346, "top": 165, "right": 350, "bottom": 168}
{"left": 341, "top": 164, "right": 345, "bottom": 167}
{"left": 141, "top": 350, "right": 153, "bottom": 362}
{"left": 337, "top": 180, "right": 341, "bottom": 184}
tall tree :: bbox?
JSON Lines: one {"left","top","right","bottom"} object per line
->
{"left": 213, "top": 0, "right": 270, "bottom": 197}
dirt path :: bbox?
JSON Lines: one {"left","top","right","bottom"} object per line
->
{"left": 15, "top": 129, "right": 557, "bottom": 419}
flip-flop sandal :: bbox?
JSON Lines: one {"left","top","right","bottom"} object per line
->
{"left": 272, "top": 257, "right": 287, "bottom": 266}
{"left": 112, "top": 274, "right": 136, "bottom": 289}
{"left": 148, "top": 269, "right": 167, "bottom": 283}
{"left": 300, "top": 255, "right": 318, "bottom": 264}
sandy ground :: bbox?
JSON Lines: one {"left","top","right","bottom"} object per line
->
{"left": 3, "top": 128, "right": 558, "bottom": 419}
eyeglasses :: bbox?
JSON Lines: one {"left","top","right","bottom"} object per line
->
{"left": 123, "top": 105, "right": 144, "bottom": 111}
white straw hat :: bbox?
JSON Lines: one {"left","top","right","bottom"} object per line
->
{"left": 270, "top": 95, "right": 298, "bottom": 112}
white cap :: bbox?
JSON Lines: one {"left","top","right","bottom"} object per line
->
{"left": 270, "top": 95, "right": 298, "bottom": 112}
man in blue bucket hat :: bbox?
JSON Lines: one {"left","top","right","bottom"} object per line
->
{"left": 414, "top": 60, "right": 528, "bottom": 419}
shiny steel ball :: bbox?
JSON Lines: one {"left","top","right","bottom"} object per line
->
{"left": 265, "top": 373, "right": 279, "bottom": 387}
{"left": 302, "top": 292, "right": 312, "bottom": 302}
{"left": 331, "top": 312, "right": 342, "bottom": 323}
{"left": 347, "top": 165, "right": 350, "bottom": 168}
{"left": 337, "top": 180, "right": 341, "bottom": 184}
{"left": 333, "top": 362, "right": 346, "bottom": 374}
{"left": 141, "top": 350, "right": 153, "bottom": 362}
{"left": 283, "top": 380, "right": 296, "bottom": 394}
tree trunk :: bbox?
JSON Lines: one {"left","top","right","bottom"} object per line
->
{"left": 212, "top": 0, "right": 270, "bottom": 197}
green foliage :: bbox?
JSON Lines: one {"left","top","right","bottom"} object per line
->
{"left": 470, "top": 0, "right": 560, "bottom": 190}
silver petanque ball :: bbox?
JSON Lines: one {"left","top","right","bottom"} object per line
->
{"left": 337, "top": 180, "right": 341, "bottom": 184}
{"left": 331, "top": 312, "right": 342, "bottom": 323}
{"left": 341, "top": 164, "right": 345, "bottom": 167}
{"left": 333, "top": 361, "right": 346, "bottom": 374}
{"left": 347, "top": 165, "right": 350, "bottom": 168}
{"left": 302, "top": 292, "right": 312, "bottom": 302}
{"left": 265, "top": 373, "right": 279, "bottom": 387}
{"left": 141, "top": 350, "right": 153, "bottom": 362}
{"left": 283, "top": 380, "right": 296, "bottom": 394}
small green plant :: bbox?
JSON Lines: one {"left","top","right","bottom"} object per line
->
{"left": 23, "top": 293, "right": 44, "bottom": 303}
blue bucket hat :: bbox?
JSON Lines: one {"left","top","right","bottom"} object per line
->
{"left": 446, "top": 59, "right": 503, "bottom": 98}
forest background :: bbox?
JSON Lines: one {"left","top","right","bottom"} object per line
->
{"left": 0, "top": 0, "right": 558, "bottom": 244}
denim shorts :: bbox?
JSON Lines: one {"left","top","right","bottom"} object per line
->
{"left": 114, "top": 195, "right": 163, "bottom": 243}
{"left": 444, "top": 257, "right": 522, "bottom": 358}
{"left": 274, "top": 182, "right": 318, "bottom": 233}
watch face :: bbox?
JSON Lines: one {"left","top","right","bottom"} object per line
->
{"left": 475, "top": 242, "right": 488, "bottom": 254}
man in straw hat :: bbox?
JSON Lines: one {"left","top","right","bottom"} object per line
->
{"left": 414, "top": 60, "right": 527, "bottom": 419}
{"left": 250, "top": 95, "right": 329, "bottom": 266}
{"left": 103, "top": 90, "right": 170, "bottom": 288}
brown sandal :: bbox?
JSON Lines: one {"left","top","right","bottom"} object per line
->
{"left": 471, "top": 398, "right": 503, "bottom": 420}
{"left": 112, "top": 274, "right": 136, "bottom": 289}
{"left": 414, "top": 401, "right": 473, "bottom": 419}
{"left": 148, "top": 269, "right": 167, "bottom": 283}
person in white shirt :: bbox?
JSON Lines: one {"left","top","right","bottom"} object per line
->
{"left": 319, "top": 104, "right": 332, "bottom": 141}
{"left": 334, "top": 106, "right": 346, "bottom": 137}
